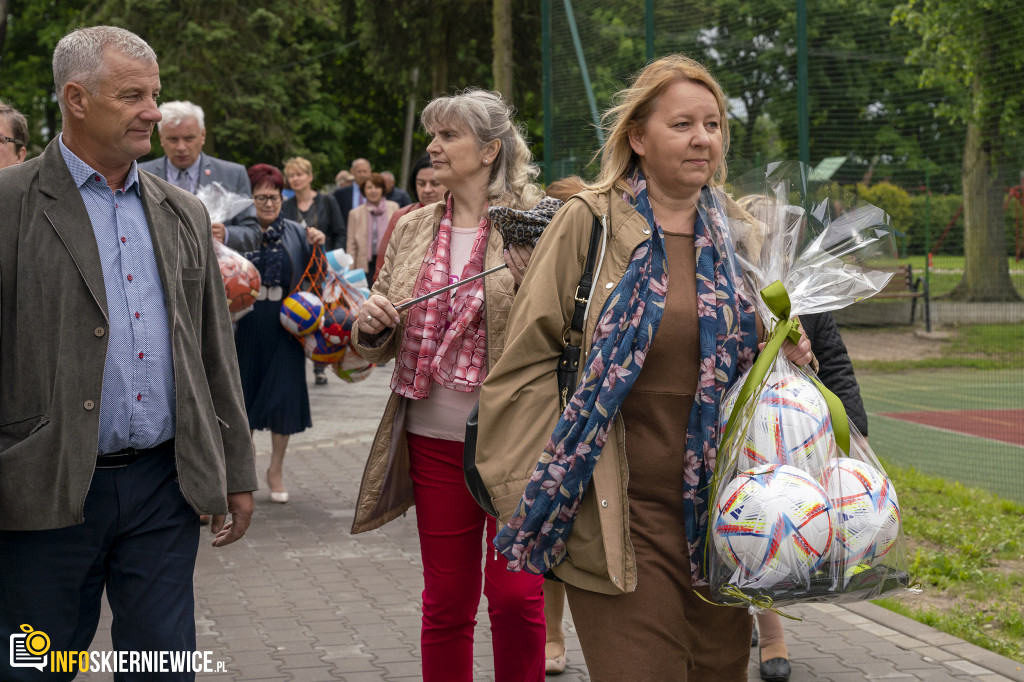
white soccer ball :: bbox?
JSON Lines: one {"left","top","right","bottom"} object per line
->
{"left": 821, "top": 458, "right": 901, "bottom": 565}
{"left": 719, "top": 370, "right": 836, "bottom": 479}
{"left": 712, "top": 464, "right": 835, "bottom": 589}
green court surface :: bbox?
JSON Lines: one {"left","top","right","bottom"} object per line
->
{"left": 858, "top": 368, "right": 1024, "bottom": 504}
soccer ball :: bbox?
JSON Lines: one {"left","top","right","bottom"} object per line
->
{"left": 280, "top": 291, "right": 323, "bottom": 336}
{"left": 712, "top": 464, "right": 834, "bottom": 588}
{"left": 304, "top": 328, "right": 346, "bottom": 364}
{"left": 821, "top": 458, "right": 900, "bottom": 565}
{"left": 220, "top": 255, "right": 261, "bottom": 313}
{"left": 719, "top": 370, "right": 836, "bottom": 478}
{"left": 333, "top": 346, "right": 374, "bottom": 383}
{"left": 321, "top": 307, "right": 356, "bottom": 347}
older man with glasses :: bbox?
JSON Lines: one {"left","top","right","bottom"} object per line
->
{"left": 0, "top": 101, "right": 29, "bottom": 169}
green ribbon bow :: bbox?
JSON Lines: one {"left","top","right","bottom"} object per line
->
{"left": 719, "top": 280, "right": 851, "bottom": 462}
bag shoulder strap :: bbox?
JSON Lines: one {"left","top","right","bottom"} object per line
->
{"left": 568, "top": 215, "right": 603, "bottom": 338}
{"left": 558, "top": 215, "right": 603, "bottom": 409}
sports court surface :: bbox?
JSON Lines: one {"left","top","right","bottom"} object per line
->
{"left": 858, "top": 368, "right": 1024, "bottom": 504}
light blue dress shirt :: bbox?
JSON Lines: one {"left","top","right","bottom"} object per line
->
{"left": 59, "top": 135, "right": 176, "bottom": 455}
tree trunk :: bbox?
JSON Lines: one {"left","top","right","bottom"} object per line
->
{"left": 492, "top": 0, "right": 513, "bottom": 105}
{"left": 0, "top": 0, "right": 10, "bottom": 68}
{"left": 949, "top": 100, "right": 1021, "bottom": 301}
{"left": 399, "top": 67, "right": 419, "bottom": 192}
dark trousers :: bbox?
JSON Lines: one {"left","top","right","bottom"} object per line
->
{"left": 0, "top": 445, "right": 200, "bottom": 681}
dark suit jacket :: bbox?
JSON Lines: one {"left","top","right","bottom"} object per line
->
{"left": 0, "top": 140, "right": 258, "bottom": 531}
{"left": 386, "top": 187, "right": 412, "bottom": 208}
{"left": 138, "top": 153, "right": 260, "bottom": 252}
{"left": 332, "top": 184, "right": 360, "bottom": 236}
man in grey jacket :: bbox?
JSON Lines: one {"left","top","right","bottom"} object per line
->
{"left": 0, "top": 26, "right": 257, "bottom": 681}
{"left": 139, "top": 100, "right": 259, "bottom": 250}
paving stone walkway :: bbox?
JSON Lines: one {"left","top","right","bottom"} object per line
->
{"left": 77, "top": 365, "right": 1024, "bottom": 681}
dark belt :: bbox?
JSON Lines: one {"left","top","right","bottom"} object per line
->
{"left": 96, "top": 438, "right": 174, "bottom": 469}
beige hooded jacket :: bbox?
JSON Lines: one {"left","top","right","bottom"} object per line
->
{"left": 476, "top": 188, "right": 768, "bottom": 595}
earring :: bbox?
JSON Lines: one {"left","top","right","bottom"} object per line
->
{"left": 483, "top": 159, "right": 490, "bottom": 164}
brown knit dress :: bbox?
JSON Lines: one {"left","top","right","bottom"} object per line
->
{"left": 564, "top": 232, "right": 754, "bottom": 681}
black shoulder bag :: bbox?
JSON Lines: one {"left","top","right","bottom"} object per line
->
{"left": 463, "top": 215, "right": 604, "bottom": 517}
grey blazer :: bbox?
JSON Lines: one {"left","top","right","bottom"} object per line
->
{"left": 138, "top": 153, "right": 260, "bottom": 252}
{"left": 0, "top": 140, "right": 258, "bottom": 531}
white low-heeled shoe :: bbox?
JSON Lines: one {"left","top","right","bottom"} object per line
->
{"left": 269, "top": 491, "right": 289, "bottom": 503}
{"left": 545, "top": 643, "right": 566, "bottom": 675}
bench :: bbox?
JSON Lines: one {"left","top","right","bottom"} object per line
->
{"left": 873, "top": 264, "right": 930, "bottom": 326}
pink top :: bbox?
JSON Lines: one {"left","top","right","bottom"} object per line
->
{"left": 405, "top": 226, "right": 482, "bottom": 441}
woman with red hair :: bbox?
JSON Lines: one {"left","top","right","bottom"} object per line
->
{"left": 235, "top": 164, "right": 325, "bottom": 504}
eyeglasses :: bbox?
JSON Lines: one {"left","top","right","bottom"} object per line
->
{"left": 0, "top": 135, "right": 24, "bottom": 148}
{"left": 253, "top": 194, "right": 282, "bottom": 205}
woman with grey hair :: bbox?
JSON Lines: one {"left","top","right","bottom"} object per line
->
{"left": 348, "top": 89, "right": 545, "bottom": 681}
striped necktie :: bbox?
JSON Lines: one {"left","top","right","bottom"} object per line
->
{"left": 175, "top": 167, "right": 192, "bottom": 193}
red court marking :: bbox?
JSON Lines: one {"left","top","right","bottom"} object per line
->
{"left": 881, "top": 409, "right": 1024, "bottom": 447}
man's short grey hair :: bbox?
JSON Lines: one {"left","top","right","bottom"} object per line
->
{"left": 157, "top": 101, "right": 205, "bottom": 132}
{"left": 53, "top": 26, "right": 157, "bottom": 117}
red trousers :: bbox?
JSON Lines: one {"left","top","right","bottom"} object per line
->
{"left": 407, "top": 432, "right": 546, "bottom": 682}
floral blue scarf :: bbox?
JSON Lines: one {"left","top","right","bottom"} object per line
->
{"left": 493, "top": 169, "right": 758, "bottom": 584}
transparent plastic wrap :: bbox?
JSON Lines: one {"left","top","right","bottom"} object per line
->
{"left": 706, "top": 162, "right": 914, "bottom": 611}
{"left": 195, "top": 182, "right": 253, "bottom": 224}
{"left": 213, "top": 241, "right": 260, "bottom": 321}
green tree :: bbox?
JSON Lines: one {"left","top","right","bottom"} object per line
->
{"left": 895, "top": 0, "right": 1024, "bottom": 301}
{"left": 84, "top": 0, "right": 342, "bottom": 170}
{"left": 700, "top": 0, "right": 963, "bottom": 188}
{"left": 0, "top": 0, "right": 91, "bottom": 153}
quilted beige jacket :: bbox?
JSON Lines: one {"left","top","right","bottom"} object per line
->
{"left": 349, "top": 200, "right": 516, "bottom": 534}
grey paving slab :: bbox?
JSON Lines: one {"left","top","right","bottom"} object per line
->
{"left": 68, "top": 364, "right": 1024, "bottom": 681}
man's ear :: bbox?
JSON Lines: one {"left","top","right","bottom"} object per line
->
{"left": 63, "top": 82, "right": 90, "bottom": 120}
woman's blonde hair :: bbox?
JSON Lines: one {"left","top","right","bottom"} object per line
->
{"left": 545, "top": 175, "right": 586, "bottom": 202}
{"left": 283, "top": 156, "right": 313, "bottom": 179}
{"left": 589, "top": 54, "right": 731, "bottom": 195}
{"left": 421, "top": 88, "right": 543, "bottom": 210}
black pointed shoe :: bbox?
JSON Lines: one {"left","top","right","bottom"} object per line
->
{"left": 760, "top": 657, "right": 791, "bottom": 682}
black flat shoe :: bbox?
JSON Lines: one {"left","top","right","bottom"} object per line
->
{"left": 760, "top": 657, "right": 791, "bottom": 682}
{"left": 750, "top": 622, "right": 758, "bottom": 648}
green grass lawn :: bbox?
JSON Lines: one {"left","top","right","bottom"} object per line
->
{"left": 874, "top": 463, "right": 1024, "bottom": 664}
{"left": 850, "top": 325, "right": 1024, "bottom": 664}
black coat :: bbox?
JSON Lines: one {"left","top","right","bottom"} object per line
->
{"left": 281, "top": 192, "right": 346, "bottom": 251}
{"left": 801, "top": 312, "right": 869, "bottom": 436}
